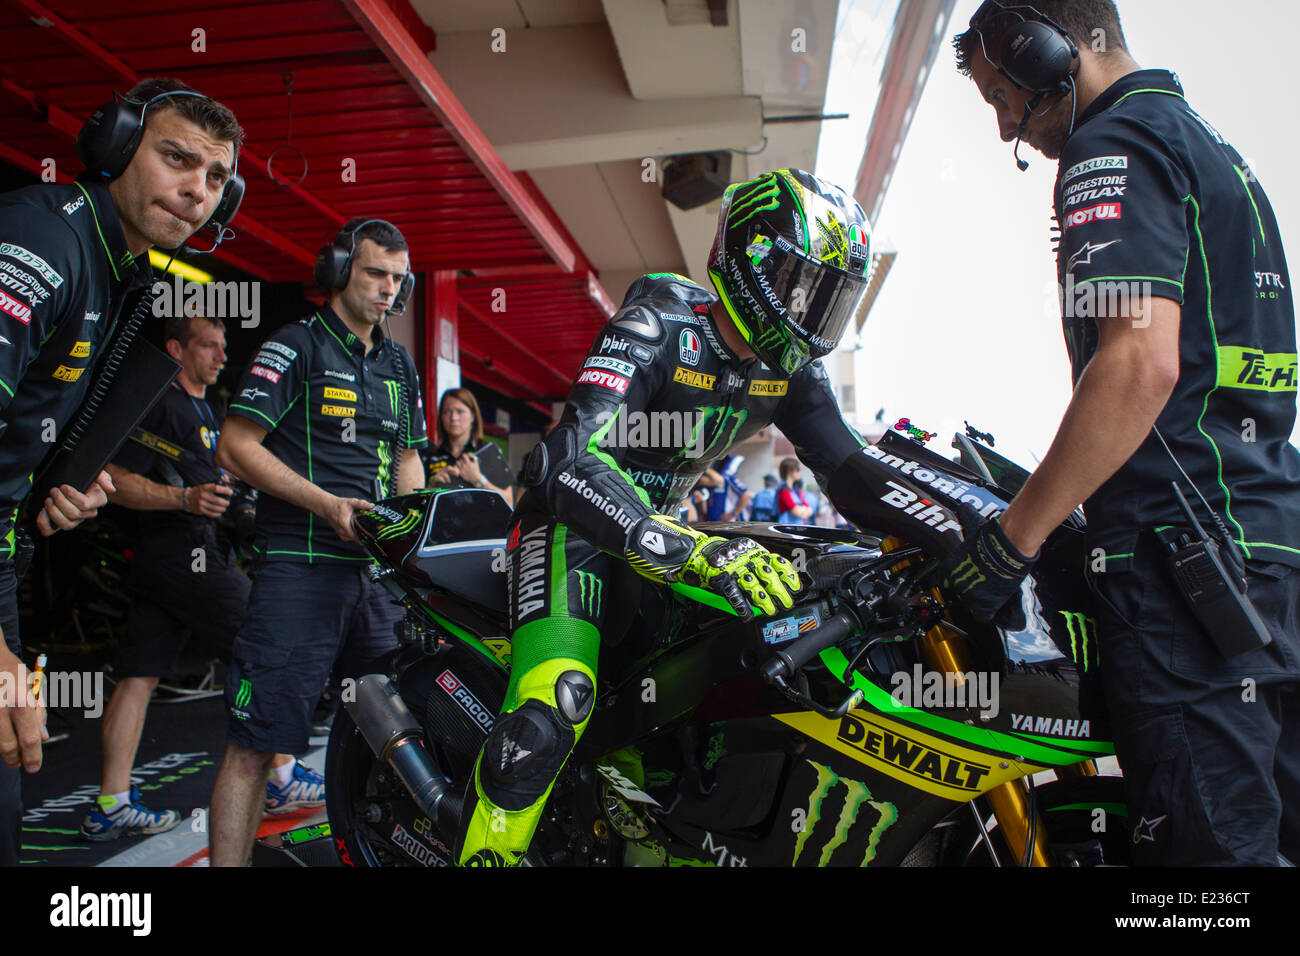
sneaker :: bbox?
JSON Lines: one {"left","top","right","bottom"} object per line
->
{"left": 265, "top": 761, "right": 326, "bottom": 815}
{"left": 80, "top": 788, "right": 182, "bottom": 841}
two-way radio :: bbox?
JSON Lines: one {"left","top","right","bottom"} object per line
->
{"left": 1152, "top": 428, "right": 1273, "bottom": 658}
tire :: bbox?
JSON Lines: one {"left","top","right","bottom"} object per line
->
{"left": 324, "top": 706, "right": 456, "bottom": 867}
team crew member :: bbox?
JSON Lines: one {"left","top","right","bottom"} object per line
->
{"left": 776, "top": 457, "right": 813, "bottom": 525}
{"left": 453, "top": 169, "right": 875, "bottom": 866}
{"left": 0, "top": 78, "right": 242, "bottom": 867}
{"left": 950, "top": 1, "right": 1300, "bottom": 865}
{"left": 209, "top": 218, "right": 427, "bottom": 866}
{"left": 424, "top": 387, "right": 514, "bottom": 504}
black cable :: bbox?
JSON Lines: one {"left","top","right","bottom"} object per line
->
{"left": 1152, "top": 425, "right": 1238, "bottom": 548}
{"left": 382, "top": 316, "right": 409, "bottom": 499}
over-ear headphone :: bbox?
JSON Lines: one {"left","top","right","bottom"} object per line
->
{"left": 314, "top": 219, "right": 415, "bottom": 316}
{"left": 970, "top": 1, "right": 1079, "bottom": 94}
{"left": 77, "top": 89, "right": 245, "bottom": 233}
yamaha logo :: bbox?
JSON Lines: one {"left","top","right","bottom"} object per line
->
{"left": 679, "top": 329, "right": 701, "bottom": 366}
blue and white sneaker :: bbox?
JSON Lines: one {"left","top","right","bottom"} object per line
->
{"left": 80, "top": 788, "right": 182, "bottom": 841}
{"left": 265, "top": 760, "right": 326, "bottom": 815}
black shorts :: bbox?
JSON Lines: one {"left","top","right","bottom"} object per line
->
{"left": 224, "top": 562, "right": 403, "bottom": 755}
{"left": 1092, "top": 533, "right": 1300, "bottom": 866}
{"left": 116, "top": 547, "right": 250, "bottom": 679}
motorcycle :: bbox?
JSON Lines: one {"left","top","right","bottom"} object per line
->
{"left": 325, "top": 427, "right": 1127, "bottom": 867}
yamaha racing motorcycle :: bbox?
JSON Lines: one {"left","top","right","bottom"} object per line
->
{"left": 326, "top": 427, "right": 1128, "bottom": 867}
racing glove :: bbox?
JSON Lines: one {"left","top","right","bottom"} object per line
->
{"left": 942, "top": 510, "right": 1038, "bottom": 624}
{"left": 626, "top": 514, "right": 801, "bottom": 620}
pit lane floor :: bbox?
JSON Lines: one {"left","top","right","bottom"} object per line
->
{"left": 20, "top": 694, "right": 331, "bottom": 866}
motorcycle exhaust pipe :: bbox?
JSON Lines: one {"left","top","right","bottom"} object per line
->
{"left": 344, "top": 674, "right": 460, "bottom": 831}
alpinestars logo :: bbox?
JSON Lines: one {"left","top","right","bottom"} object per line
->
{"left": 1067, "top": 239, "right": 1121, "bottom": 272}
{"left": 792, "top": 760, "right": 898, "bottom": 866}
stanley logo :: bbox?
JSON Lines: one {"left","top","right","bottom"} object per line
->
{"left": 749, "top": 380, "right": 788, "bottom": 397}
{"left": 323, "top": 386, "right": 357, "bottom": 402}
{"left": 52, "top": 364, "right": 84, "bottom": 382}
{"left": 836, "top": 713, "right": 992, "bottom": 794}
{"left": 673, "top": 367, "right": 716, "bottom": 390}
{"left": 792, "top": 760, "right": 898, "bottom": 866}
{"left": 320, "top": 404, "right": 354, "bottom": 417}
{"left": 69, "top": 341, "right": 92, "bottom": 358}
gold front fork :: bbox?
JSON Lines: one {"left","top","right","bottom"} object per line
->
{"left": 883, "top": 537, "right": 1055, "bottom": 867}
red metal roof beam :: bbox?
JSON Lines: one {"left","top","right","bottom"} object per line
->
{"left": 342, "top": 0, "right": 576, "bottom": 272}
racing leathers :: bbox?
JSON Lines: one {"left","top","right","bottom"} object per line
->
{"left": 457, "top": 272, "right": 868, "bottom": 865}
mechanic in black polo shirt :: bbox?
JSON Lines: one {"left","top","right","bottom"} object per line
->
{"left": 208, "top": 218, "right": 427, "bottom": 866}
{"left": 950, "top": 1, "right": 1300, "bottom": 865}
{"left": 0, "top": 78, "right": 242, "bottom": 867}
{"left": 79, "top": 313, "right": 253, "bottom": 840}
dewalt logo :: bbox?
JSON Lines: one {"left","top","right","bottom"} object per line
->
{"left": 323, "top": 386, "right": 357, "bottom": 402}
{"left": 69, "top": 341, "right": 91, "bottom": 358}
{"left": 775, "top": 707, "right": 1032, "bottom": 802}
{"left": 574, "top": 570, "right": 603, "bottom": 617}
{"left": 1059, "top": 610, "right": 1100, "bottom": 672}
{"left": 792, "top": 760, "right": 898, "bottom": 866}
{"left": 749, "top": 380, "right": 788, "bottom": 397}
{"left": 836, "top": 714, "right": 992, "bottom": 794}
{"left": 52, "top": 364, "right": 84, "bottom": 382}
{"left": 673, "top": 367, "right": 716, "bottom": 390}
{"left": 320, "top": 404, "right": 354, "bottom": 417}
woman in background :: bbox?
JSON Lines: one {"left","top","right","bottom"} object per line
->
{"left": 423, "top": 388, "right": 514, "bottom": 505}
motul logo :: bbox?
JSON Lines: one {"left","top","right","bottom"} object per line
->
{"left": 1064, "top": 203, "right": 1123, "bottom": 230}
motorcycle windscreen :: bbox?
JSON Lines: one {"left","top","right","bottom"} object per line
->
{"left": 759, "top": 237, "right": 871, "bottom": 358}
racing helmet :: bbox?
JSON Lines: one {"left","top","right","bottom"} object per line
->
{"left": 707, "top": 169, "right": 873, "bottom": 376}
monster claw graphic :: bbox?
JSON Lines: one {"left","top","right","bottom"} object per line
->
{"left": 792, "top": 761, "right": 898, "bottom": 866}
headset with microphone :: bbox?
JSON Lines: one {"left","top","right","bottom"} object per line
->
{"left": 314, "top": 218, "right": 415, "bottom": 317}
{"left": 77, "top": 89, "right": 245, "bottom": 249}
{"left": 969, "top": 1, "right": 1080, "bottom": 171}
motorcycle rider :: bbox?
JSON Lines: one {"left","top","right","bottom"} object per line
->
{"left": 455, "top": 169, "right": 875, "bottom": 865}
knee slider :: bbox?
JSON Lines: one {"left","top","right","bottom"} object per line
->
{"left": 480, "top": 700, "right": 574, "bottom": 811}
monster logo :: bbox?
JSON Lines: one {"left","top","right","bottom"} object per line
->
{"left": 574, "top": 570, "right": 604, "bottom": 617}
{"left": 792, "top": 760, "right": 898, "bottom": 866}
{"left": 727, "top": 174, "right": 782, "bottom": 228}
{"left": 1059, "top": 610, "right": 1101, "bottom": 672}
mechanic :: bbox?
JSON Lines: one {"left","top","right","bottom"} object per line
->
{"left": 949, "top": 0, "right": 1300, "bottom": 865}
{"left": 423, "top": 387, "right": 514, "bottom": 504}
{"left": 0, "top": 78, "right": 243, "bottom": 867}
{"left": 82, "top": 313, "right": 300, "bottom": 840}
{"left": 453, "top": 169, "right": 875, "bottom": 866}
{"left": 209, "top": 218, "right": 427, "bottom": 866}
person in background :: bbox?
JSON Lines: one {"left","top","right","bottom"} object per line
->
{"left": 777, "top": 457, "right": 813, "bottom": 525}
{"left": 750, "top": 474, "right": 780, "bottom": 523}
{"left": 423, "top": 388, "right": 513, "bottom": 506}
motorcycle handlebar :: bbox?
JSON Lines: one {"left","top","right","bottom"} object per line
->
{"left": 761, "top": 607, "right": 859, "bottom": 681}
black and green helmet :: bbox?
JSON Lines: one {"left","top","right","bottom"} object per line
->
{"left": 707, "top": 169, "right": 873, "bottom": 375}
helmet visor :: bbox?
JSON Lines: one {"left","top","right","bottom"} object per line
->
{"left": 753, "top": 235, "right": 871, "bottom": 358}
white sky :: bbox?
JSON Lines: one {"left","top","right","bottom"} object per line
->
{"left": 819, "top": 0, "right": 1300, "bottom": 465}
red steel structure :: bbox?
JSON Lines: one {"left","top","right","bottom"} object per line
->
{"left": 0, "top": 0, "right": 613, "bottom": 415}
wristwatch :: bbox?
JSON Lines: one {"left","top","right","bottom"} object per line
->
{"left": 474, "top": 476, "right": 488, "bottom": 488}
